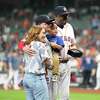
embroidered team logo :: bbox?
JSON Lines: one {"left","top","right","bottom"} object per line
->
{"left": 63, "top": 7, "right": 67, "bottom": 11}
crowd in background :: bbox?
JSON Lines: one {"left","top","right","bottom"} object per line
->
{"left": 0, "top": 9, "right": 100, "bottom": 90}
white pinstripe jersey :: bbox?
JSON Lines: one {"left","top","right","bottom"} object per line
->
{"left": 57, "top": 23, "right": 76, "bottom": 58}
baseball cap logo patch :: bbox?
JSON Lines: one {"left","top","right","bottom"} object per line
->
{"left": 54, "top": 6, "right": 70, "bottom": 16}
{"left": 63, "top": 7, "right": 67, "bottom": 11}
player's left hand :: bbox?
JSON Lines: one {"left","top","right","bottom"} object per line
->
{"left": 67, "top": 49, "right": 83, "bottom": 58}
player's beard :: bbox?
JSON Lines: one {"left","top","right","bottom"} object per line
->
{"left": 57, "top": 20, "right": 66, "bottom": 29}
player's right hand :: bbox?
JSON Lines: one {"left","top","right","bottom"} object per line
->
{"left": 23, "top": 45, "right": 36, "bottom": 56}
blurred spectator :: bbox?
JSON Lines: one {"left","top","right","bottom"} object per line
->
{"left": 80, "top": 49, "right": 96, "bottom": 88}
{"left": 14, "top": 17, "right": 31, "bottom": 40}
{"left": 95, "top": 34, "right": 100, "bottom": 51}
{"left": 3, "top": 50, "right": 21, "bottom": 90}
{"left": 90, "top": 15, "right": 100, "bottom": 30}
{"left": 0, "top": 35, "right": 7, "bottom": 51}
{"left": 0, "top": 49, "right": 7, "bottom": 72}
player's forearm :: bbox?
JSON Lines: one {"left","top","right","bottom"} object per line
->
{"left": 50, "top": 42, "right": 63, "bottom": 50}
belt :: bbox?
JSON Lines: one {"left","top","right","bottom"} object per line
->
{"left": 59, "top": 59, "right": 69, "bottom": 63}
{"left": 25, "top": 72, "right": 45, "bottom": 76}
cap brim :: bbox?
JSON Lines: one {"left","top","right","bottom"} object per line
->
{"left": 59, "top": 11, "right": 71, "bottom": 16}
{"left": 46, "top": 19, "right": 55, "bottom": 24}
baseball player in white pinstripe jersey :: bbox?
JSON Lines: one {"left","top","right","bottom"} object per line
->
{"left": 53, "top": 6, "right": 77, "bottom": 100}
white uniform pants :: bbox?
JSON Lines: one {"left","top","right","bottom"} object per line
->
{"left": 48, "top": 62, "right": 71, "bottom": 100}
{"left": 95, "top": 64, "right": 100, "bottom": 89}
{"left": 58, "top": 63, "right": 71, "bottom": 100}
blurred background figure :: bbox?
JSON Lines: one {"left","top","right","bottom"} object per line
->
{"left": 0, "top": 50, "right": 7, "bottom": 72}
{"left": 3, "top": 49, "right": 21, "bottom": 90}
{"left": 90, "top": 14, "right": 100, "bottom": 30}
{"left": 94, "top": 51, "right": 100, "bottom": 90}
{"left": 80, "top": 49, "right": 96, "bottom": 88}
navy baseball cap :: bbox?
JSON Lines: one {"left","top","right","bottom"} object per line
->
{"left": 54, "top": 6, "right": 70, "bottom": 16}
{"left": 35, "top": 15, "right": 55, "bottom": 25}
